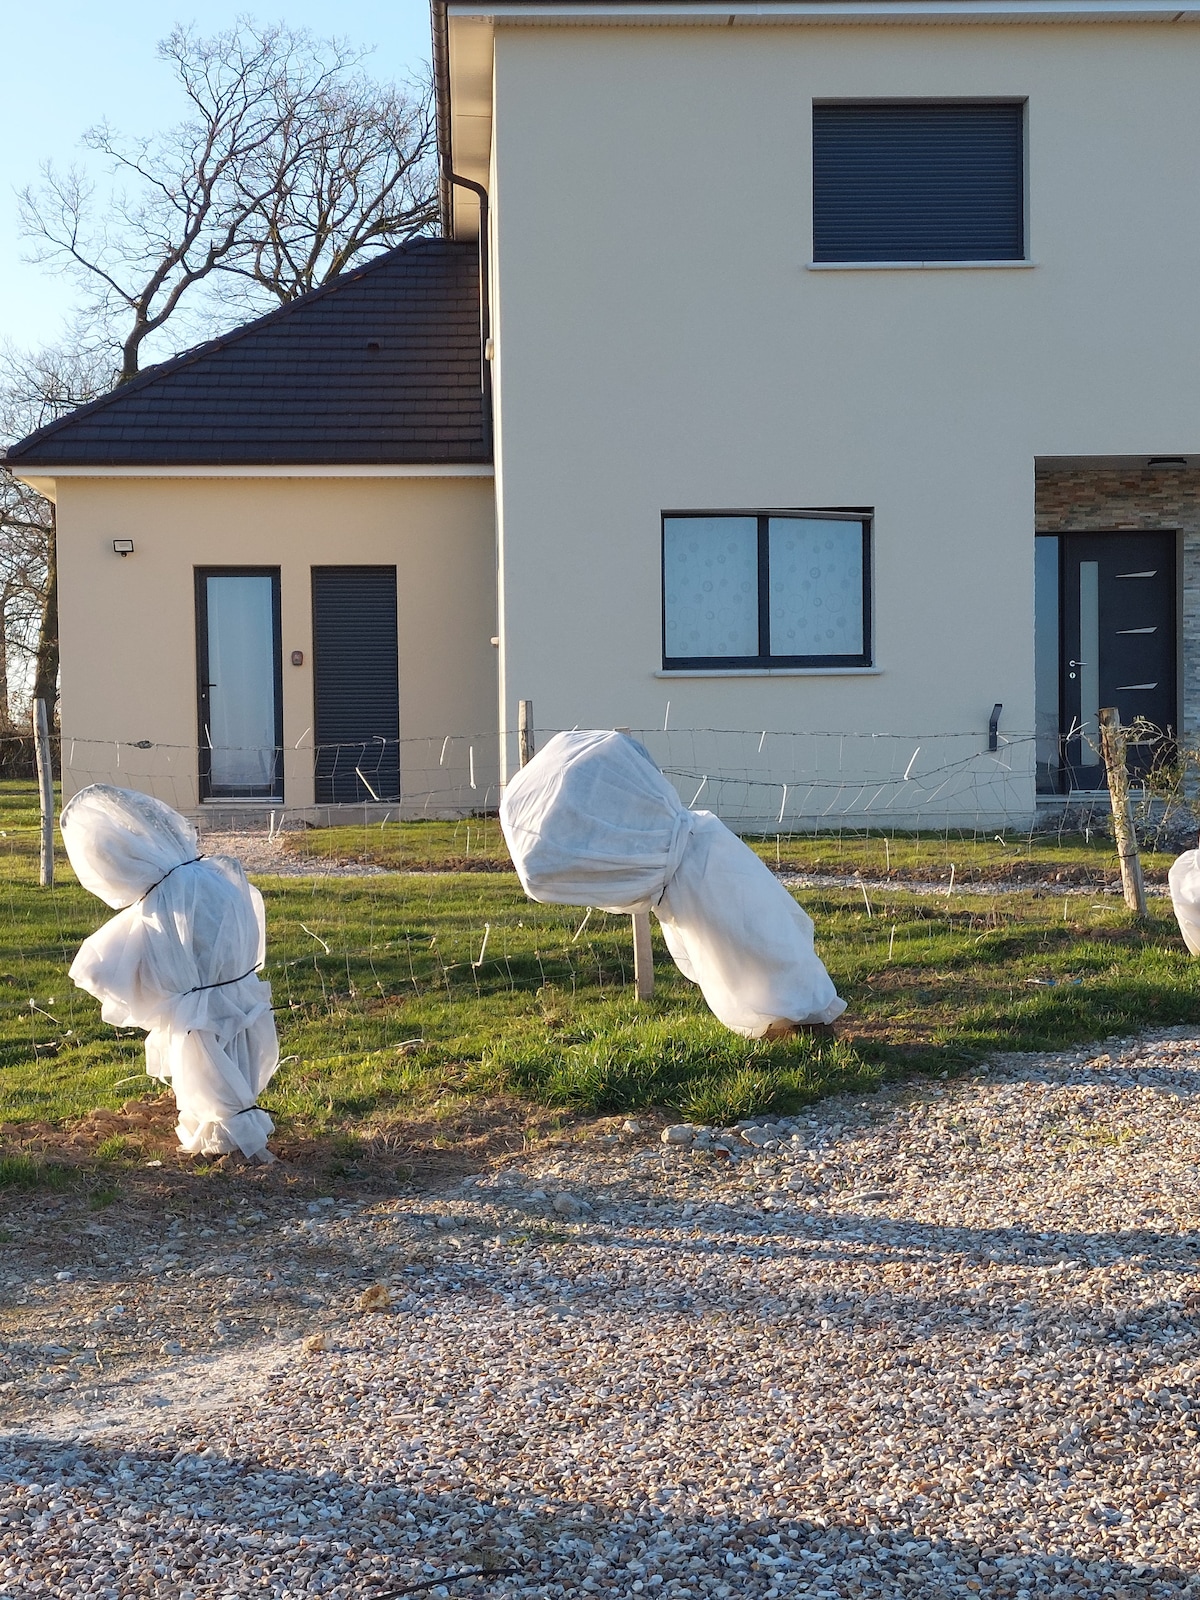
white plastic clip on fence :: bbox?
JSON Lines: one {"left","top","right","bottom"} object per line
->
{"left": 1168, "top": 844, "right": 1200, "bottom": 955}
{"left": 499, "top": 729, "right": 846, "bottom": 1037}
{"left": 60, "top": 784, "right": 280, "bottom": 1158}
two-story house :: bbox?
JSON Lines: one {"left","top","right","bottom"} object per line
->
{"left": 8, "top": 0, "right": 1200, "bottom": 827}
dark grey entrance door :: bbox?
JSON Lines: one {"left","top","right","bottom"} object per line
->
{"left": 1060, "top": 532, "right": 1176, "bottom": 789}
{"left": 312, "top": 566, "right": 400, "bottom": 804}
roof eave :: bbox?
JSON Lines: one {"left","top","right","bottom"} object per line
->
{"left": 452, "top": 0, "right": 1200, "bottom": 21}
{"left": 8, "top": 460, "right": 494, "bottom": 477}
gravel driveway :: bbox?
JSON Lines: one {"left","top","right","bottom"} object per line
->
{"left": 3, "top": 1030, "right": 1199, "bottom": 1599}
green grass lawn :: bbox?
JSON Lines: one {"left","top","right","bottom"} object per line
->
{"left": 285, "top": 813, "right": 1179, "bottom": 885}
{"left": 2, "top": 779, "right": 1198, "bottom": 1142}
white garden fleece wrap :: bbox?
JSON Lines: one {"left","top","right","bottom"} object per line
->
{"left": 1168, "top": 846, "right": 1200, "bottom": 956}
{"left": 500, "top": 730, "right": 846, "bottom": 1037}
{"left": 61, "top": 785, "right": 279, "bottom": 1158}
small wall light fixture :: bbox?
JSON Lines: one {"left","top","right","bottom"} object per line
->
{"left": 291, "top": 650, "right": 304, "bottom": 666}
{"left": 112, "top": 538, "right": 135, "bottom": 557}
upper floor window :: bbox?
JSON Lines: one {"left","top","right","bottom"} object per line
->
{"left": 813, "top": 101, "right": 1025, "bottom": 263}
{"left": 662, "top": 511, "right": 872, "bottom": 670}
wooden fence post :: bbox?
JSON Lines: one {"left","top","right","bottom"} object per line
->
{"left": 518, "top": 700, "right": 534, "bottom": 769}
{"left": 1099, "top": 706, "right": 1146, "bottom": 916}
{"left": 615, "top": 726, "right": 655, "bottom": 1000}
{"left": 632, "top": 906, "right": 655, "bottom": 1001}
{"left": 33, "top": 698, "right": 54, "bottom": 888}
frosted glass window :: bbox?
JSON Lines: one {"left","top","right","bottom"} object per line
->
{"left": 1078, "top": 560, "right": 1100, "bottom": 745}
{"left": 1034, "top": 537, "right": 1060, "bottom": 786}
{"left": 768, "top": 518, "right": 864, "bottom": 656}
{"left": 663, "top": 517, "right": 759, "bottom": 660}
{"left": 662, "top": 511, "right": 871, "bottom": 667}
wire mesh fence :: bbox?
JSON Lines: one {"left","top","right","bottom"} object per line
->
{"left": 1, "top": 720, "right": 1193, "bottom": 1129}
{"left": 47, "top": 723, "right": 1045, "bottom": 832}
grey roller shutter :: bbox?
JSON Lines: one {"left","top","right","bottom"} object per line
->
{"left": 312, "top": 566, "right": 400, "bottom": 803}
{"left": 813, "top": 102, "right": 1024, "bottom": 263}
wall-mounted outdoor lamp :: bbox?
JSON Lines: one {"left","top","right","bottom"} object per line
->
{"left": 291, "top": 650, "right": 304, "bottom": 666}
{"left": 112, "top": 539, "right": 135, "bottom": 557}
{"left": 988, "top": 703, "right": 1003, "bottom": 752}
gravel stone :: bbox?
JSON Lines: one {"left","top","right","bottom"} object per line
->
{"left": 195, "top": 831, "right": 387, "bottom": 877}
{"left": 4, "top": 1026, "right": 1200, "bottom": 1598}
{"left": 739, "top": 1125, "right": 776, "bottom": 1148}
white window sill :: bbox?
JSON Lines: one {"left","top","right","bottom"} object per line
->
{"left": 655, "top": 667, "right": 883, "bottom": 679}
{"left": 806, "top": 260, "right": 1037, "bottom": 272}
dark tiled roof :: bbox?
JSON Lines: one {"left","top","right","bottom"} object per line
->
{"left": 5, "top": 239, "right": 489, "bottom": 468}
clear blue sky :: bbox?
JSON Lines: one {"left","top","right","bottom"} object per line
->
{"left": 0, "top": 1, "right": 435, "bottom": 353}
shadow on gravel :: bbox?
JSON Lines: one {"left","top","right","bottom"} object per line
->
{"left": 610, "top": 1212, "right": 1200, "bottom": 1272}
{"left": 564, "top": 1169, "right": 1200, "bottom": 1273}
{"left": 0, "top": 1432, "right": 1190, "bottom": 1600}
{"left": 972, "top": 1039, "right": 1200, "bottom": 1094}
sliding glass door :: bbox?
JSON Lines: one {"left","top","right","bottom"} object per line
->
{"left": 196, "top": 570, "right": 283, "bottom": 800}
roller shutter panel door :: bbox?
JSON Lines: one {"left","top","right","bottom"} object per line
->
{"left": 312, "top": 566, "right": 400, "bottom": 803}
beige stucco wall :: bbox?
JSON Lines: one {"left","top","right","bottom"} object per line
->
{"left": 51, "top": 475, "right": 497, "bottom": 814}
{"left": 487, "top": 19, "right": 1200, "bottom": 824}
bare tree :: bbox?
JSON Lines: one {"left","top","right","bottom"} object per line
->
{"left": 216, "top": 66, "right": 437, "bottom": 310}
{"left": 20, "top": 20, "right": 437, "bottom": 383}
{"left": 0, "top": 344, "right": 114, "bottom": 722}
{"left": 0, "top": 482, "right": 51, "bottom": 729}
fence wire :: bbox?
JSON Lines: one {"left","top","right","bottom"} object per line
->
{"left": 42, "top": 724, "right": 1045, "bottom": 831}
{"left": 0, "top": 721, "right": 1182, "bottom": 1103}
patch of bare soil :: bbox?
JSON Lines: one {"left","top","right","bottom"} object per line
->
{"left": 883, "top": 859, "right": 1153, "bottom": 888}
{"left": 0, "top": 1093, "right": 586, "bottom": 1202}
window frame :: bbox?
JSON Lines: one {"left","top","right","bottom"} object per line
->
{"left": 811, "top": 98, "right": 1027, "bottom": 266}
{"left": 195, "top": 565, "right": 284, "bottom": 802}
{"left": 660, "top": 509, "right": 873, "bottom": 671}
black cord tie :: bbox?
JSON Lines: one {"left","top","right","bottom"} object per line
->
{"left": 131, "top": 855, "right": 205, "bottom": 907}
{"left": 185, "top": 965, "right": 263, "bottom": 994}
